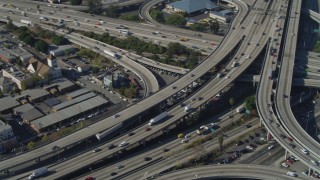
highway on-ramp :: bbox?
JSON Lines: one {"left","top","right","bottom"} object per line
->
{"left": 0, "top": 0, "right": 249, "bottom": 173}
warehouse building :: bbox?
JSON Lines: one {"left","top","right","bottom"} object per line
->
{"left": 0, "top": 97, "right": 21, "bottom": 114}
{"left": 52, "top": 92, "right": 96, "bottom": 112}
{"left": 13, "top": 103, "right": 44, "bottom": 123}
{"left": 30, "top": 96, "right": 108, "bottom": 132}
{"left": 166, "top": 0, "right": 219, "bottom": 15}
{"left": 66, "top": 88, "right": 90, "bottom": 100}
{"left": 209, "top": 9, "right": 234, "bottom": 23}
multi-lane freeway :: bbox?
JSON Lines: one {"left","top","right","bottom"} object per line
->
{"left": 5, "top": 0, "right": 283, "bottom": 178}
{"left": 0, "top": 0, "right": 249, "bottom": 174}
{"left": 153, "top": 165, "right": 309, "bottom": 180}
{"left": 257, "top": 0, "right": 320, "bottom": 173}
{"left": 0, "top": 0, "right": 319, "bottom": 179}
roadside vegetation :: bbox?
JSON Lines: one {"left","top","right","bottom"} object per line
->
{"left": 78, "top": 31, "right": 202, "bottom": 68}
{"left": 5, "top": 22, "right": 69, "bottom": 53}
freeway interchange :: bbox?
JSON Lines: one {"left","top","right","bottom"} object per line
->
{"left": 0, "top": 0, "right": 319, "bottom": 179}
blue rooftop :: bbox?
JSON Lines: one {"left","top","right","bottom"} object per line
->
{"left": 168, "top": 0, "right": 218, "bottom": 14}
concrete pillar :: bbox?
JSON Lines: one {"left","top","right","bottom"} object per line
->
{"left": 308, "top": 167, "right": 311, "bottom": 176}
{"left": 284, "top": 149, "right": 288, "bottom": 160}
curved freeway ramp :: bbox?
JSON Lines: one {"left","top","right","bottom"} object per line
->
{"left": 0, "top": 0, "right": 249, "bottom": 174}
{"left": 154, "top": 165, "right": 307, "bottom": 180}
{"left": 139, "top": 0, "right": 224, "bottom": 43}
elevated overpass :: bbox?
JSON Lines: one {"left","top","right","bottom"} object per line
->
{"left": 237, "top": 74, "right": 320, "bottom": 88}
{"left": 0, "top": 2, "right": 215, "bottom": 74}
{"left": 7, "top": 0, "right": 289, "bottom": 179}
{"left": 153, "top": 165, "right": 308, "bottom": 180}
{"left": 0, "top": 0, "right": 250, "bottom": 174}
{"left": 257, "top": 0, "right": 320, "bottom": 175}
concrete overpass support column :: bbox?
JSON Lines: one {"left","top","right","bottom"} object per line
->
{"left": 260, "top": 118, "right": 263, "bottom": 127}
{"left": 284, "top": 149, "right": 288, "bottom": 160}
{"left": 308, "top": 167, "right": 312, "bottom": 176}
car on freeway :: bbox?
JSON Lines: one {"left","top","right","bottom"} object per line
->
{"left": 119, "top": 141, "right": 128, "bottom": 147}
{"left": 145, "top": 127, "right": 151, "bottom": 132}
{"left": 280, "top": 134, "right": 286, "bottom": 138}
{"left": 311, "top": 160, "right": 319, "bottom": 166}
{"left": 268, "top": 144, "right": 275, "bottom": 150}
{"left": 116, "top": 164, "right": 124, "bottom": 169}
{"left": 181, "top": 139, "right": 189, "bottom": 143}
{"left": 286, "top": 159, "right": 293, "bottom": 164}
{"left": 144, "top": 157, "right": 152, "bottom": 161}
{"left": 85, "top": 177, "right": 95, "bottom": 180}
{"left": 92, "top": 148, "right": 101, "bottom": 153}
{"left": 128, "top": 132, "right": 135, "bottom": 136}
{"left": 110, "top": 172, "right": 117, "bottom": 176}
{"left": 108, "top": 144, "right": 116, "bottom": 150}
{"left": 281, "top": 163, "right": 289, "bottom": 168}
{"left": 289, "top": 144, "right": 295, "bottom": 148}
{"left": 275, "top": 123, "right": 280, "bottom": 127}
{"left": 184, "top": 134, "right": 191, "bottom": 139}
{"left": 287, "top": 137, "right": 293, "bottom": 142}
{"left": 300, "top": 148, "right": 309, "bottom": 155}
{"left": 302, "top": 170, "right": 308, "bottom": 176}
{"left": 163, "top": 148, "right": 170, "bottom": 152}
{"left": 113, "top": 114, "right": 119, "bottom": 118}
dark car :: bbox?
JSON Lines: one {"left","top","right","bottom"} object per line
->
{"left": 108, "top": 144, "right": 116, "bottom": 150}
{"left": 128, "top": 132, "right": 135, "bottom": 136}
{"left": 144, "top": 157, "right": 152, "bottom": 161}
{"left": 289, "top": 144, "right": 296, "bottom": 148}
{"left": 163, "top": 148, "right": 170, "bottom": 152}
{"left": 280, "top": 134, "right": 286, "bottom": 139}
{"left": 110, "top": 172, "right": 117, "bottom": 176}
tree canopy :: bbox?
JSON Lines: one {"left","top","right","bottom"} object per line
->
{"left": 119, "top": 14, "right": 140, "bottom": 21}
{"left": 88, "top": 0, "right": 102, "bottom": 14}
{"left": 52, "top": 35, "right": 69, "bottom": 45}
{"left": 165, "top": 14, "right": 186, "bottom": 27}
{"left": 245, "top": 96, "right": 256, "bottom": 111}
{"left": 150, "top": 9, "right": 164, "bottom": 23}
{"left": 35, "top": 40, "right": 48, "bottom": 53}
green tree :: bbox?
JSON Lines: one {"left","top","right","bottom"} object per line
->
{"left": 124, "top": 86, "right": 136, "bottom": 98}
{"left": 119, "top": 14, "right": 140, "bottom": 21}
{"left": 0, "top": 89, "right": 3, "bottom": 98}
{"left": 245, "top": 96, "right": 256, "bottom": 111}
{"left": 6, "top": 20, "right": 17, "bottom": 30}
{"left": 105, "top": 4, "right": 118, "bottom": 18}
{"left": 91, "top": 66, "right": 100, "bottom": 74}
{"left": 88, "top": 0, "right": 102, "bottom": 14}
{"left": 52, "top": 35, "right": 69, "bottom": 45}
{"left": 22, "top": 36, "right": 35, "bottom": 46}
{"left": 27, "top": 141, "right": 35, "bottom": 150}
{"left": 70, "top": 0, "right": 82, "bottom": 5}
{"left": 190, "top": 23, "right": 207, "bottom": 32}
{"left": 41, "top": 134, "right": 49, "bottom": 142}
{"left": 150, "top": 9, "right": 165, "bottom": 23}
{"left": 229, "top": 98, "right": 235, "bottom": 108}
{"left": 218, "top": 135, "right": 224, "bottom": 151}
{"left": 208, "top": 19, "right": 220, "bottom": 34}
{"left": 35, "top": 40, "right": 48, "bottom": 53}
{"left": 16, "top": 59, "right": 23, "bottom": 68}
{"left": 165, "top": 14, "right": 186, "bottom": 27}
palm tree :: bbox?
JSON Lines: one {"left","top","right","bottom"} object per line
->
{"left": 218, "top": 135, "right": 224, "bottom": 151}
